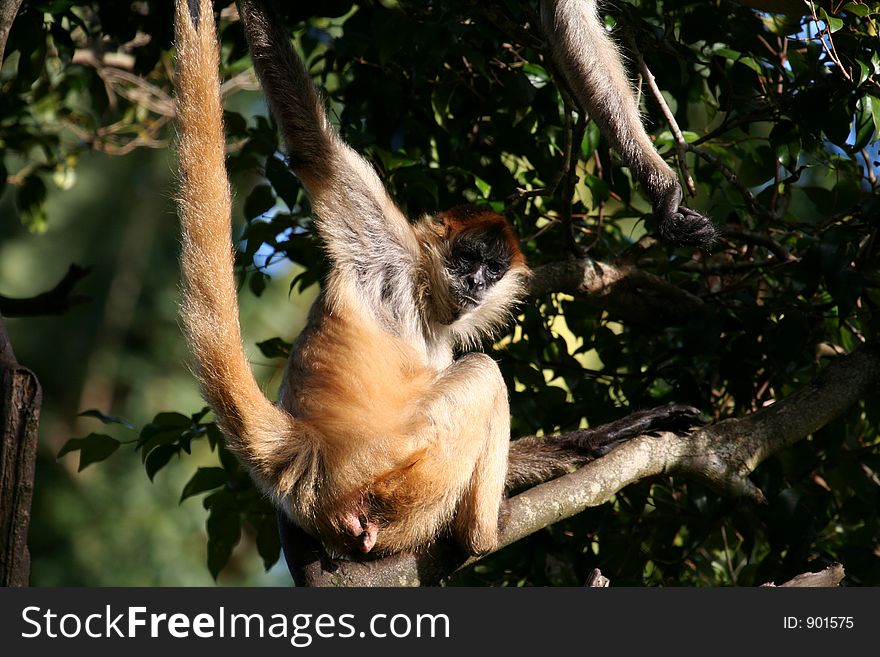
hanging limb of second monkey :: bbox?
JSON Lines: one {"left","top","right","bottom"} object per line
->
{"left": 539, "top": 0, "right": 716, "bottom": 246}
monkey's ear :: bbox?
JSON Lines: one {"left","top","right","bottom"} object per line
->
{"left": 421, "top": 214, "right": 452, "bottom": 239}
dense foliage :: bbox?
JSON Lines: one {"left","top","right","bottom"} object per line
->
{"left": 4, "top": 0, "right": 879, "bottom": 585}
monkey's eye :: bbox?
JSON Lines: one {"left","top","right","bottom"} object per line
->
{"left": 485, "top": 261, "right": 504, "bottom": 280}
{"left": 451, "top": 249, "right": 479, "bottom": 271}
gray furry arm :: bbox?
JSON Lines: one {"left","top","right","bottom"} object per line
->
{"left": 235, "top": 0, "right": 421, "bottom": 281}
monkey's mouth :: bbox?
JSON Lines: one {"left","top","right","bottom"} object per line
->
{"left": 457, "top": 292, "right": 486, "bottom": 309}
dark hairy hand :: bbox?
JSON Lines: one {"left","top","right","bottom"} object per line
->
{"left": 654, "top": 184, "right": 718, "bottom": 247}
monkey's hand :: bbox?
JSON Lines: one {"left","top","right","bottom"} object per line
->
{"left": 653, "top": 184, "right": 717, "bottom": 248}
{"left": 565, "top": 403, "right": 710, "bottom": 458}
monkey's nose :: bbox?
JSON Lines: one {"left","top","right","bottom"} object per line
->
{"left": 467, "top": 274, "right": 486, "bottom": 292}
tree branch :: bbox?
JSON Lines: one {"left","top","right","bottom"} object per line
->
{"left": 0, "top": 0, "right": 22, "bottom": 68}
{"left": 528, "top": 257, "right": 707, "bottom": 325}
{"left": 0, "top": 264, "right": 91, "bottom": 318}
{"left": 627, "top": 38, "right": 697, "bottom": 196}
{"left": 762, "top": 563, "right": 846, "bottom": 587}
{"left": 686, "top": 144, "right": 775, "bottom": 222}
{"left": 0, "top": 314, "right": 42, "bottom": 586}
{"left": 280, "top": 345, "right": 879, "bottom": 586}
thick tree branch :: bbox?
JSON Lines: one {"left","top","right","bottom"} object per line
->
{"left": 762, "top": 563, "right": 846, "bottom": 587}
{"left": 529, "top": 257, "right": 707, "bottom": 325}
{"left": 281, "top": 345, "right": 879, "bottom": 586}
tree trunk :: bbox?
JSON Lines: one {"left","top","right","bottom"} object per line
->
{"left": 0, "top": 0, "right": 23, "bottom": 67}
{"left": 0, "top": 315, "right": 41, "bottom": 587}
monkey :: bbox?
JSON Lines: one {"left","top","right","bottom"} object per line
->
{"left": 174, "top": 0, "right": 706, "bottom": 559}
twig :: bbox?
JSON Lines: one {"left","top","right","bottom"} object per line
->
{"left": 806, "top": 0, "right": 853, "bottom": 83}
{"left": 687, "top": 144, "right": 774, "bottom": 221}
{"left": 720, "top": 525, "right": 737, "bottom": 585}
{"left": 720, "top": 225, "right": 795, "bottom": 262}
{"left": 478, "top": 2, "right": 544, "bottom": 50}
{"left": 628, "top": 39, "right": 697, "bottom": 196}
{"left": 861, "top": 148, "right": 878, "bottom": 189}
{"left": 0, "top": 265, "right": 91, "bottom": 317}
{"left": 679, "top": 258, "right": 790, "bottom": 274}
{"left": 560, "top": 112, "right": 587, "bottom": 257}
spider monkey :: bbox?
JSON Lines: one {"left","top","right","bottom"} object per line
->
{"left": 174, "top": 0, "right": 706, "bottom": 558}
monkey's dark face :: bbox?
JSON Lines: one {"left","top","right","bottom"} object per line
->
{"left": 446, "top": 229, "right": 513, "bottom": 310}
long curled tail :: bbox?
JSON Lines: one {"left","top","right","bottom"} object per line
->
{"left": 173, "top": 0, "right": 305, "bottom": 493}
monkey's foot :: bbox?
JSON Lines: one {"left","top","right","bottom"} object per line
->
{"left": 567, "top": 403, "right": 710, "bottom": 457}
{"left": 341, "top": 511, "right": 379, "bottom": 553}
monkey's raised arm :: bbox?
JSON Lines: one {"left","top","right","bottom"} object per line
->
{"left": 541, "top": 0, "right": 716, "bottom": 246}
{"left": 236, "top": 0, "right": 421, "bottom": 308}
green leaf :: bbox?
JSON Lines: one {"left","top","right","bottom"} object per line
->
{"left": 256, "top": 336, "right": 292, "bottom": 359}
{"left": 144, "top": 444, "right": 179, "bottom": 481}
{"left": 138, "top": 429, "right": 184, "bottom": 458}
{"left": 137, "top": 412, "right": 192, "bottom": 450}
{"left": 180, "top": 467, "right": 228, "bottom": 502}
{"left": 714, "top": 47, "right": 742, "bottom": 61}
{"left": 854, "top": 96, "right": 876, "bottom": 150}
{"left": 249, "top": 270, "right": 267, "bottom": 296}
{"left": 243, "top": 183, "right": 276, "bottom": 220}
{"left": 856, "top": 60, "right": 871, "bottom": 86}
{"left": 473, "top": 174, "right": 492, "bottom": 199}
{"left": 16, "top": 175, "right": 48, "bottom": 233}
{"left": 842, "top": 2, "right": 870, "bottom": 17}
{"left": 828, "top": 268, "right": 863, "bottom": 325}
{"left": 249, "top": 506, "right": 282, "bottom": 571}
{"left": 820, "top": 8, "right": 844, "bottom": 32}
{"left": 205, "top": 423, "right": 225, "bottom": 451}
{"left": 870, "top": 94, "right": 880, "bottom": 137}
{"left": 78, "top": 409, "right": 135, "bottom": 430}
{"left": 265, "top": 155, "right": 301, "bottom": 210}
{"left": 223, "top": 110, "right": 248, "bottom": 137}
{"left": 146, "top": 412, "right": 192, "bottom": 430}
{"left": 205, "top": 493, "right": 241, "bottom": 580}
{"left": 736, "top": 56, "right": 763, "bottom": 74}
{"left": 57, "top": 433, "right": 120, "bottom": 471}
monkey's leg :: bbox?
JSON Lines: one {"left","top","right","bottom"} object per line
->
{"left": 416, "top": 352, "right": 511, "bottom": 556}
{"left": 506, "top": 403, "right": 708, "bottom": 490}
